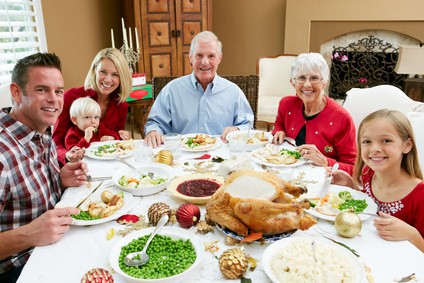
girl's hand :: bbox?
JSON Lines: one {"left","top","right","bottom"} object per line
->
{"left": 331, "top": 169, "right": 356, "bottom": 189}
{"left": 373, "top": 212, "right": 416, "bottom": 242}
{"left": 297, "top": 144, "right": 328, "bottom": 167}
{"left": 272, "top": 131, "right": 285, "bottom": 144}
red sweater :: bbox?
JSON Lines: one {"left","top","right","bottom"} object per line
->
{"left": 64, "top": 124, "right": 120, "bottom": 149}
{"left": 272, "top": 95, "right": 357, "bottom": 175}
{"left": 53, "top": 87, "right": 128, "bottom": 165}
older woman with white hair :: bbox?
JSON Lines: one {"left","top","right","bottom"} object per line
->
{"left": 272, "top": 53, "right": 356, "bottom": 175}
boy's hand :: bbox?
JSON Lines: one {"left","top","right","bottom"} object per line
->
{"left": 84, "top": 126, "right": 96, "bottom": 142}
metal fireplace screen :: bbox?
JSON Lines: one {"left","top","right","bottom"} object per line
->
{"left": 329, "top": 35, "right": 407, "bottom": 100}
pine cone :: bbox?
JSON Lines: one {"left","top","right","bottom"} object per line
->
{"left": 81, "top": 268, "right": 114, "bottom": 283}
{"left": 218, "top": 248, "right": 248, "bottom": 279}
{"left": 147, "top": 202, "right": 171, "bottom": 226}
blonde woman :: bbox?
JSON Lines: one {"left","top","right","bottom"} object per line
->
{"left": 53, "top": 48, "right": 132, "bottom": 165}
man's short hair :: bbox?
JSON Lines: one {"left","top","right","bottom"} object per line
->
{"left": 11, "top": 52, "right": 62, "bottom": 89}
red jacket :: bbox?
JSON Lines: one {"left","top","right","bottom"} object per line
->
{"left": 53, "top": 87, "right": 128, "bottom": 166}
{"left": 272, "top": 95, "right": 357, "bottom": 175}
{"left": 64, "top": 124, "right": 120, "bottom": 149}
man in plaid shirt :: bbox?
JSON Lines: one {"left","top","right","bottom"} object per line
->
{"left": 0, "top": 53, "right": 89, "bottom": 282}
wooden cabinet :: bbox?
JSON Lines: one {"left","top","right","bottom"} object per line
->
{"left": 404, "top": 78, "right": 424, "bottom": 102}
{"left": 123, "top": 0, "right": 212, "bottom": 82}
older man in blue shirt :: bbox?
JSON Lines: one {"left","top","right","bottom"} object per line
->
{"left": 144, "top": 31, "right": 254, "bottom": 148}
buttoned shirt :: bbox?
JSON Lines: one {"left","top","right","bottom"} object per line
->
{"left": 0, "top": 111, "right": 62, "bottom": 273}
{"left": 145, "top": 73, "right": 254, "bottom": 135}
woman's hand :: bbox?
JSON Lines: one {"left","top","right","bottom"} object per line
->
{"left": 297, "top": 144, "right": 328, "bottom": 167}
{"left": 100, "top": 135, "right": 115, "bottom": 142}
{"left": 118, "top": 130, "right": 131, "bottom": 140}
{"left": 272, "top": 131, "right": 285, "bottom": 144}
{"left": 65, "top": 146, "right": 85, "bottom": 163}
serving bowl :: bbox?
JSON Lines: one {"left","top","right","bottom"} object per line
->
{"left": 112, "top": 162, "right": 173, "bottom": 196}
{"left": 167, "top": 173, "right": 224, "bottom": 204}
{"left": 226, "top": 130, "right": 273, "bottom": 152}
{"left": 109, "top": 226, "right": 204, "bottom": 283}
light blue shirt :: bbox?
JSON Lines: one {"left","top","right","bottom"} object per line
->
{"left": 145, "top": 73, "right": 254, "bottom": 135}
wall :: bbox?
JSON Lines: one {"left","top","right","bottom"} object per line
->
{"left": 42, "top": 0, "right": 122, "bottom": 89}
{"left": 212, "top": 0, "right": 286, "bottom": 75}
{"left": 285, "top": 0, "right": 424, "bottom": 54}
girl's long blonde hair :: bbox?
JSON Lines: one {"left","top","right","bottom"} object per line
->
{"left": 353, "top": 109, "right": 423, "bottom": 183}
{"left": 84, "top": 48, "right": 132, "bottom": 103}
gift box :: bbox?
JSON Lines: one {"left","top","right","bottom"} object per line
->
{"left": 132, "top": 73, "right": 146, "bottom": 86}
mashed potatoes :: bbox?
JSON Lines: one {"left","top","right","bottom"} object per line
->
{"left": 270, "top": 238, "right": 356, "bottom": 283}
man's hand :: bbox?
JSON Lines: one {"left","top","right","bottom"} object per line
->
{"left": 118, "top": 130, "right": 131, "bottom": 140}
{"left": 220, "top": 126, "right": 239, "bottom": 143}
{"left": 60, "top": 161, "right": 88, "bottom": 188}
{"left": 145, "top": 131, "right": 164, "bottom": 148}
{"left": 65, "top": 146, "right": 85, "bottom": 163}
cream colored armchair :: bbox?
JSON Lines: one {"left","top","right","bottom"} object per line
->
{"left": 256, "top": 54, "right": 297, "bottom": 131}
{"left": 0, "top": 84, "right": 12, "bottom": 112}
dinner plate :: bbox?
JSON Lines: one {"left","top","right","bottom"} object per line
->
{"left": 262, "top": 236, "right": 366, "bottom": 283}
{"left": 167, "top": 173, "right": 224, "bottom": 204}
{"left": 226, "top": 130, "right": 273, "bottom": 152}
{"left": 57, "top": 187, "right": 135, "bottom": 226}
{"left": 305, "top": 185, "right": 378, "bottom": 222}
{"left": 250, "top": 145, "right": 306, "bottom": 168}
{"left": 85, "top": 141, "right": 134, "bottom": 160}
{"left": 180, "top": 134, "right": 223, "bottom": 152}
{"left": 216, "top": 225, "right": 296, "bottom": 243}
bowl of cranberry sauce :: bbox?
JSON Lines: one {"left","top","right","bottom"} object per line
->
{"left": 167, "top": 174, "right": 224, "bottom": 204}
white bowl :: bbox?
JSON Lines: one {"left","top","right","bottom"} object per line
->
{"left": 109, "top": 226, "right": 204, "bottom": 283}
{"left": 112, "top": 162, "right": 173, "bottom": 196}
{"left": 262, "top": 236, "right": 365, "bottom": 283}
{"left": 227, "top": 130, "right": 272, "bottom": 151}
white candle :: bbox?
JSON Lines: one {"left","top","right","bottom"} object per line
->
{"left": 135, "top": 27, "right": 140, "bottom": 50}
{"left": 123, "top": 27, "right": 128, "bottom": 49}
{"left": 129, "top": 27, "right": 133, "bottom": 49}
{"left": 121, "top": 18, "right": 128, "bottom": 48}
{"left": 111, "top": 29, "right": 115, "bottom": 48}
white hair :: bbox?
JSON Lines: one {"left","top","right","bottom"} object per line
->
{"left": 69, "top": 97, "right": 101, "bottom": 118}
{"left": 291, "top": 53, "right": 330, "bottom": 82}
{"left": 189, "top": 31, "right": 222, "bottom": 56}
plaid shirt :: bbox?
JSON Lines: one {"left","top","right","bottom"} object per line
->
{"left": 0, "top": 111, "right": 62, "bottom": 273}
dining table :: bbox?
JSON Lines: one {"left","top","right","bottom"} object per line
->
{"left": 17, "top": 137, "right": 424, "bottom": 283}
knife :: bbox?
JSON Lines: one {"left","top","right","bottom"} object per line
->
{"left": 318, "top": 163, "right": 339, "bottom": 198}
{"left": 76, "top": 181, "right": 104, "bottom": 209}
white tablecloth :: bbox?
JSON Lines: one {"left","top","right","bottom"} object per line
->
{"left": 18, "top": 141, "right": 424, "bottom": 283}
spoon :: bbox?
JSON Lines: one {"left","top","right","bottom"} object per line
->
{"left": 124, "top": 214, "right": 169, "bottom": 267}
{"left": 114, "top": 155, "right": 154, "bottom": 178}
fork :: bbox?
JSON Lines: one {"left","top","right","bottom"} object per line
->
{"left": 283, "top": 137, "right": 297, "bottom": 147}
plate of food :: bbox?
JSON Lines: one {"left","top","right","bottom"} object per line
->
{"left": 226, "top": 130, "right": 273, "bottom": 151}
{"left": 251, "top": 144, "right": 306, "bottom": 167}
{"left": 112, "top": 163, "right": 173, "bottom": 196}
{"left": 305, "top": 185, "right": 378, "bottom": 221}
{"left": 216, "top": 225, "right": 296, "bottom": 243}
{"left": 56, "top": 186, "right": 135, "bottom": 226}
{"left": 180, "top": 133, "right": 222, "bottom": 152}
{"left": 85, "top": 140, "right": 135, "bottom": 160}
{"left": 167, "top": 173, "right": 224, "bottom": 204}
{"left": 262, "top": 236, "right": 365, "bottom": 283}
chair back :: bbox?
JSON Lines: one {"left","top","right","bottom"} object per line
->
{"left": 256, "top": 54, "right": 297, "bottom": 125}
{"left": 152, "top": 75, "right": 259, "bottom": 129}
{"left": 0, "top": 84, "right": 12, "bottom": 113}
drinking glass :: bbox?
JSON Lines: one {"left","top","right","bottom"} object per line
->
{"left": 133, "top": 141, "right": 153, "bottom": 163}
{"left": 164, "top": 133, "right": 182, "bottom": 160}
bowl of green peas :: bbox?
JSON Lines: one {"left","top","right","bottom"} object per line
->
{"left": 109, "top": 226, "right": 204, "bottom": 283}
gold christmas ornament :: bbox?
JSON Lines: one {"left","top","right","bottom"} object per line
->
{"left": 335, "top": 211, "right": 362, "bottom": 238}
{"left": 156, "top": 150, "right": 173, "bottom": 165}
{"left": 219, "top": 248, "right": 248, "bottom": 279}
{"left": 147, "top": 202, "right": 171, "bottom": 226}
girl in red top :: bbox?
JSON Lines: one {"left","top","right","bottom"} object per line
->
{"left": 53, "top": 48, "right": 132, "bottom": 165}
{"left": 333, "top": 109, "right": 424, "bottom": 252}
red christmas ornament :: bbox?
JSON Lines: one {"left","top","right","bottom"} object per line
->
{"left": 116, "top": 214, "right": 139, "bottom": 224}
{"left": 81, "top": 268, "right": 114, "bottom": 283}
{"left": 176, "top": 203, "right": 201, "bottom": 228}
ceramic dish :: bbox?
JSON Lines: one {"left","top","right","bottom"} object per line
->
{"left": 180, "top": 134, "right": 223, "bottom": 152}
{"left": 85, "top": 141, "right": 134, "bottom": 160}
{"left": 56, "top": 187, "right": 134, "bottom": 226}
{"left": 216, "top": 225, "right": 296, "bottom": 243}
{"left": 112, "top": 163, "right": 173, "bottom": 196}
{"left": 226, "top": 130, "right": 273, "bottom": 151}
{"left": 109, "top": 226, "right": 204, "bottom": 283}
{"left": 262, "top": 236, "right": 366, "bottom": 283}
{"left": 305, "top": 185, "right": 378, "bottom": 222}
{"left": 167, "top": 173, "right": 224, "bottom": 204}
{"left": 251, "top": 145, "right": 306, "bottom": 168}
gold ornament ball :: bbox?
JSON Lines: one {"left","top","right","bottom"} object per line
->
{"left": 218, "top": 248, "right": 248, "bottom": 279}
{"left": 156, "top": 150, "right": 173, "bottom": 165}
{"left": 147, "top": 202, "right": 171, "bottom": 226}
{"left": 335, "top": 211, "right": 362, "bottom": 238}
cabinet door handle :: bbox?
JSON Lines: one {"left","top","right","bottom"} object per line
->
{"left": 171, "top": 30, "right": 181, "bottom": 37}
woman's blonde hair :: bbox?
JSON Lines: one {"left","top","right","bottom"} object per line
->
{"left": 353, "top": 109, "right": 423, "bottom": 183}
{"left": 69, "top": 97, "right": 100, "bottom": 118}
{"left": 84, "top": 48, "right": 132, "bottom": 103}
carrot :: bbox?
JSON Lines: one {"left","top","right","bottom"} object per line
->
{"left": 321, "top": 194, "right": 329, "bottom": 203}
{"left": 241, "top": 232, "right": 263, "bottom": 243}
{"left": 128, "top": 178, "right": 139, "bottom": 184}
